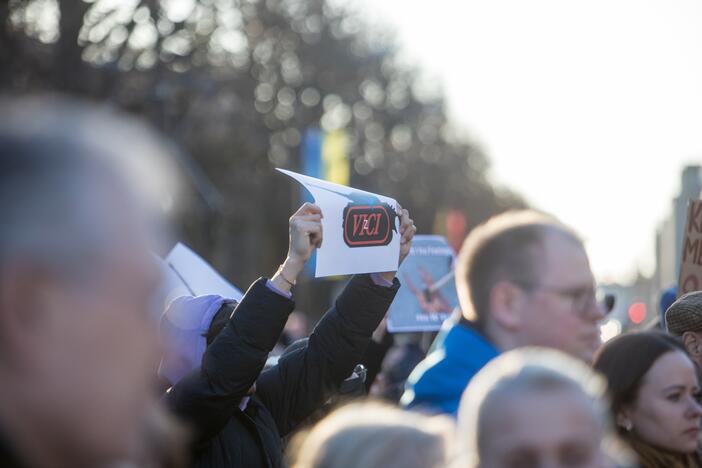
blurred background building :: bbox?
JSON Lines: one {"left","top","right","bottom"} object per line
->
{"left": 655, "top": 165, "right": 702, "bottom": 291}
{"left": 599, "top": 165, "right": 702, "bottom": 336}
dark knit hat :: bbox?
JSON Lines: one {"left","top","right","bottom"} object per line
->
{"left": 665, "top": 291, "right": 702, "bottom": 336}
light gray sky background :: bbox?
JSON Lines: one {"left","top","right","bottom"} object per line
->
{"left": 357, "top": 0, "right": 702, "bottom": 283}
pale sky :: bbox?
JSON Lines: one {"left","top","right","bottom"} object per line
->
{"left": 357, "top": 0, "right": 702, "bottom": 283}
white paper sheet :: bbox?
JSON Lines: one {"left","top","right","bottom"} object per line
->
{"left": 163, "top": 243, "right": 243, "bottom": 304}
{"left": 277, "top": 168, "right": 401, "bottom": 277}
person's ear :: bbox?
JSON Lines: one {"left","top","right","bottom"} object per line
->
{"left": 682, "top": 332, "right": 701, "bottom": 358}
{"left": 616, "top": 408, "right": 634, "bottom": 433}
{"left": 489, "top": 280, "right": 527, "bottom": 331}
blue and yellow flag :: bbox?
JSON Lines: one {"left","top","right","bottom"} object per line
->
{"left": 300, "top": 128, "right": 350, "bottom": 276}
{"left": 301, "top": 128, "right": 349, "bottom": 186}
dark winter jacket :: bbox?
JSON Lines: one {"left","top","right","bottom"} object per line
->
{"left": 166, "top": 274, "right": 399, "bottom": 468}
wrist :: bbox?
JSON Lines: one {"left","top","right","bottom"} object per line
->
{"left": 271, "top": 260, "right": 302, "bottom": 294}
{"left": 282, "top": 256, "right": 305, "bottom": 278}
{"left": 276, "top": 267, "right": 296, "bottom": 288}
{"left": 378, "top": 271, "right": 396, "bottom": 283}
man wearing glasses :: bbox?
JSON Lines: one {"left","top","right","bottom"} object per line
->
{"left": 401, "top": 210, "right": 607, "bottom": 416}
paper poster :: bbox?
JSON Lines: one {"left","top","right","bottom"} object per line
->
{"left": 162, "top": 243, "right": 243, "bottom": 305}
{"left": 386, "top": 235, "right": 458, "bottom": 332}
{"left": 679, "top": 200, "right": 702, "bottom": 296}
{"left": 277, "top": 168, "right": 401, "bottom": 277}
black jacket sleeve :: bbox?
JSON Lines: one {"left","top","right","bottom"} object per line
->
{"left": 164, "top": 278, "right": 294, "bottom": 445}
{"left": 255, "top": 274, "right": 400, "bottom": 436}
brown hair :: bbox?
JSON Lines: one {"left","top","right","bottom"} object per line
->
{"left": 592, "top": 331, "right": 688, "bottom": 427}
{"left": 456, "top": 210, "right": 582, "bottom": 329}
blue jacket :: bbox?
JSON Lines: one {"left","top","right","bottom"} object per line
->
{"left": 401, "top": 321, "right": 499, "bottom": 416}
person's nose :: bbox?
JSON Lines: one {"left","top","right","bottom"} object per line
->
{"left": 586, "top": 297, "right": 607, "bottom": 322}
{"left": 686, "top": 395, "right": 702, "bottom": 420}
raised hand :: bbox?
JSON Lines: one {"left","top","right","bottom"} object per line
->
{"left": 378, "top": 204, "right": 416, "bottom": 283}
{"left": 272, "top": 203, "right": 324, "bottom": 293}
{"left": 287, "top": 202, "right": 323, "bottom": 264}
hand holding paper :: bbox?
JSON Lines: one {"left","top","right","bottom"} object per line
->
{"left": 379, "top": 205, "right": 417, "bottom": 283}
{"left": 272, "top": 203, "right": 324, "bottom": 292}
{"left": 287, "top": 202, "right": 324, "bottom": 263}
{"left": 397, "top": 204, "right": 417, "bottom": 265}
{"left": 277, "top": 168, "right": 405, "bottom": 277}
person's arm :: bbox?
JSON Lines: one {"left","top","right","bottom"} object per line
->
{"left": 255, "top": 207, "right": 416, "bottom": 436}
{"left": 164, "top": 278, "right": 293, "bottom": 445}
{"left": 164, "top": 203, "right": 324, "bottom": 445}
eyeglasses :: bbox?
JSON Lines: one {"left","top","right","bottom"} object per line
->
{"left": 512, "top": 280, "right": 607, "bottom": 317}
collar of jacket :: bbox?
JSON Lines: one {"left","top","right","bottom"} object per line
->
{"left": 444, "top": 321, "right": 499, "bottom": 367}
{"left": 403, "top": 321, "right": 499, "bottom": 416}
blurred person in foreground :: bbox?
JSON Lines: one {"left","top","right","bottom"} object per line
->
{"left": 0, "top": 96, "right": 180, "bottom": 467}
{"left": 666, "top": 291, "right": 702, "bottom": 372}
{"left": 161, "top": 202, "right": 417, "bottom": 468}
{"left": 289, "top": 401, "right": 454, "bottom": 468}
{"left": 458, "top": 348, "right": 619, "bottom": 468}
{"left": 403, "top": 210, "right": 606, "bottom": 415}
{"left": 593, "top": 331, "right": 702, "bottom": 468}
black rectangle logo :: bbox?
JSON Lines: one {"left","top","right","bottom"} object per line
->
{"left": 343, "top": 204, "right": 393, "bottom": 247}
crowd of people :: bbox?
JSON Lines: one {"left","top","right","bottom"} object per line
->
{"left": 3, "top": 94, "right": 702, "bottom": 468}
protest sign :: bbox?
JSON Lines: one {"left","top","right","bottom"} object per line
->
{"left": 277, "top": 168, "right": 401, "bottom": 277}
{"left": 386, "top": 235, "right": 458, "bottom": 332}
{"left": 679, "top": 200, "right": 702, "bottom": 296}
{"left": 162, "top": 243, "right": 243, "bottom": 304}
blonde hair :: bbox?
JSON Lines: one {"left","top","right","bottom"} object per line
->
{"left": 291, "top": 402, "right": 454, "bottom": 468}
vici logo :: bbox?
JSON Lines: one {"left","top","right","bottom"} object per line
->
{"left": 342, "top": 204, "right": 396, "bottom": 247}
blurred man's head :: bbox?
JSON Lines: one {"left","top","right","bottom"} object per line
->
{"left": 456, "top": 210, "right": 605, "bottom": 362}
{"left": 0, "top": 96, "right": 175, "bottom": 466}
{"left": 292, "top": 401, "right": 454, "bottom": 468}
{"left": 458, "top": 348, "right": 611, "bottom": 468}
{"left": 665, "top": 291, "right": 702, "bottom": 370}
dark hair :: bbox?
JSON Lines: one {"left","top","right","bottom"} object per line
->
{"left": 593, "top": 331, "right": 689, "bottom": 423}
{"left": 456, "top": 210, "right": 582, "bottom": 330}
